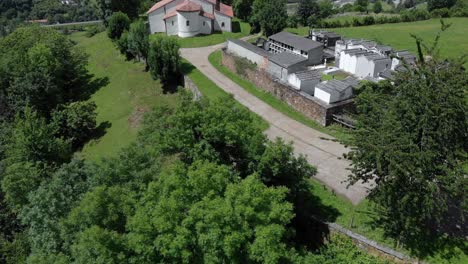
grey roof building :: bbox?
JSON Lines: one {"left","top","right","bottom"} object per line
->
{"left": 287, "top": 69, "right": 321, "bottom": 94}
{"left": 314, "top": 78, "right": 357, "bottom": 104}
{"left": 269, "top": 52, "right": 307, "bottom": 68}
{"left": 268, "top": 31, "right": 323, "bottom": 65}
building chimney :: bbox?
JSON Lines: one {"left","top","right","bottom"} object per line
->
{"left": 216, "top": 0, "right": 220, "bottom": 10}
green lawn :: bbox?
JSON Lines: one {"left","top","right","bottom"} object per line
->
{"left": 208, "top": 50, "right": 352, "bottom": 144}
{"left": 69, "top": 32, "right": 178, "bottom": 161}
{"left": 287, "top": 18, "right": 468, "bottom": 64}
{"left": 151, "top": 19, "right": 251, "bottom": 48}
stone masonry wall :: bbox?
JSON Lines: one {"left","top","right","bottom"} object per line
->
{"left": 221, "top": 50, "right": 354, "bottom": 126}
{"left": 183, "top": 75, "right": 202, "bottom": 100}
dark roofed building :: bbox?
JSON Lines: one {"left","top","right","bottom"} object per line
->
{"left": 268, "top": 31, "right": 323, "bottom": 65}
{"left": 310, "top": 30, "right": 341, "bottom": 48}
{"left": 287, "top": 70, "right": 321, "bottom": 93}
{"left": 269, "top": 52, "right": 307, "bottom": 68}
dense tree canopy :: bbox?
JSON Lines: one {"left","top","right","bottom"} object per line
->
{"left": 251, "top": 0, "right": 287, "bottom": 36}
{"left": 232, "top": 0, "right": 254, "bottom": 20}
{"left": 298, "top": 0, "right": 320, "bottom": 25}
{"left": 95, "top": 0, "right": 141, "bottom": 21}
{"left": 0, "top": 26, "right": 91, "bottom": 119}
{"left": 349, "top": 25, "right": 467, "bottom": 246}
{"left": 427, "top": 0, "right": 457, "bottom": 10}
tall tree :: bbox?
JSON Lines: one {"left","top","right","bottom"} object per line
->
{"left": 0, "top": 26, "right": 91, "bottom": 119}
{"left": 96, "top": 0, "right": 141, "bottom": 21}
{"left": 232, "top": 0, "right": 254, "bottom": 20}
{"left": 106, "top": 11, "right": 130, "bottom": 40}
{"left": 349, "top": 24, "right": 467, "bottom": 245}
{"left": 147, "top": 35, "right": 181, "bottom": 84}
{"left": 251, "top": 0, "right": 287, "bottom": 37}
{"left": 354, "top": 0, "right": 369, "bottom": 12}
{"left": 297, "top": 0, "right": 320, "bottom": 25}
{"left": 127, "top": 20, "right": 150, "bottom": 69}
{"left": 1, "top": 108, "right": 71, "bottom": 210}
{"left": 373, "top": 0, "right": 383, "bottom": 13}
{"left": 427, "top": 0, "right": 457, "bottom": 10}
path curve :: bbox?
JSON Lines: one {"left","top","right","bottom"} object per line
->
{"left": 181, "top": 41, "right": 370, "bottom": 204}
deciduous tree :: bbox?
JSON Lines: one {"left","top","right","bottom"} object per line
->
{"left": 107, "top": 11, "right": 130, "bottom": 40}
{"left": 147, "top": 35, "right": 181, "bottom": 84}
{"left": 349, "top": 24, "right": 467, "bottom": 244}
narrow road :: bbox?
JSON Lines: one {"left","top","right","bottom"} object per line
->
{"left": 181, "top": 42, "right": 370, "bottom": 205}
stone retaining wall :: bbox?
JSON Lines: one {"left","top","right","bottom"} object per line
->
{"left": 183, "top": 75, "right": 202, "bottom": 100}
{"left": 222, "top": 50, "right": 354, "bottom": 126}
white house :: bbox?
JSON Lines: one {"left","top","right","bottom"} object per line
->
{"left": 147, "top": 0, "right": 233, "bottom": 38}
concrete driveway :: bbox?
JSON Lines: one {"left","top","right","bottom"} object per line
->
{"left": 180, "top": 42, "right": 370, "bottom": 205}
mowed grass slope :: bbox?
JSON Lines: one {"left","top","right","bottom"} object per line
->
{"left": 287, "top": 18, "right": 468, "bottom": 63}
{"left": 69, "top": 32, "right": 178, "bottom": 160}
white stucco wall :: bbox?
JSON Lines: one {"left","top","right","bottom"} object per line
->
{"left": 214, "top": 12, "right": 231, "bottom": 32}
{"left": 355, "top": 56, "right": 372, "bottom": 78}
{"left": 287, "top": 74, "right": 301, "bottom": 90}
{"left": 226, "top": 40, "right": 268, "bottom": 67}
{"left": 199, "top": 17, "right": 212, "bottom": 35}
{"left": 165, "top": 16, "right": 178, "bottom": 36}
{"left": 148, "top": 8, "right": 166, "bottom": 33}
{"left": 315, "top": 88, "right": 331, "bottom": 104}
{"left": 177, "top": 11, "right": 200, "bottom": 38}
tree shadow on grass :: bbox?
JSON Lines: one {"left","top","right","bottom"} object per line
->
{"left": 78, "top": 76, "right": 110, "bottom": 101}
{"left": 73, "top": 121, "right": 112, "bottom": 152}
{"left": 180, "top": 61, "right": 196, "bottom": 75}
{"left": 291, "top": 184, "right": 341, "bottom": 250}
{"left": 363, "top": 205, "right": 467, "bottom": 261}
{"left": 231, "top": 21, "right": 241, "bottom": 33}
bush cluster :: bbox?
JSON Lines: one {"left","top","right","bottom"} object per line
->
{"left": 308, "top": 3, "right": 467, "bottom": 29}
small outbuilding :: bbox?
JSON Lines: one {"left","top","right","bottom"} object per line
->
{"left": 287, "top": 70, "right": 321, "bottom": 94}
{"left": 267, "top": 52, "right": 308, "bottom": 81}
{"left": 314, "top": 77, "right": 359, "bottom": 104}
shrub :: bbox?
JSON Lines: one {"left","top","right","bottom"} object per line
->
{"left": 286, "top": 15, "right": 299, "bottom": 28}
{"left": 363, "top": 16, "right": 375, "bottom": 25}
{"left": 107, "top": 12, "right": 130, "bottom": 40}
{"left": 352, "top": 17, "right": 363, "bottom": 26}
{"left": 431, "top": 8, "right": 450, "bottom": 17}
{"left": 148, "top": 35, "right": 181, "bottom": 84}
{"left": 116, "top": 31, "right": 134, "bottom": 60}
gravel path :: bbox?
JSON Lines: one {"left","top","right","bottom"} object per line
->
{"left": 181, "top": 42, "right": 370, "bottom": 204}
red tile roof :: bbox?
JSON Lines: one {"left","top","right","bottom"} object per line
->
{"left": 148, "top": 0, "right": 233, "bottom": 18}
{"left": 147, "top": 0, "right": 173, "bottom": 14}
{"left": 201, "top": 11, "right": 215, "bottom": 20}
{"left": 163, "top": 10, "right": 177, "bottom": 19}
{"left": 176, "top": 0, "right": 202, "bottom": 12}
{"left": 218, "top": 3, "right": 233, "bottom": 17}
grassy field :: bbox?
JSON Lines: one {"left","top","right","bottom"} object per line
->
{"left": 208, "top": 50, "right": 353, "bottom": 144}
{"left": 69, "top": 32, "right": 178, "bottom": 161}
{"left": 287, "top": 18, "right": 468, "bottom": 64}
{"left": 151, "top": 19, "right": 251, "bottom": 48}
